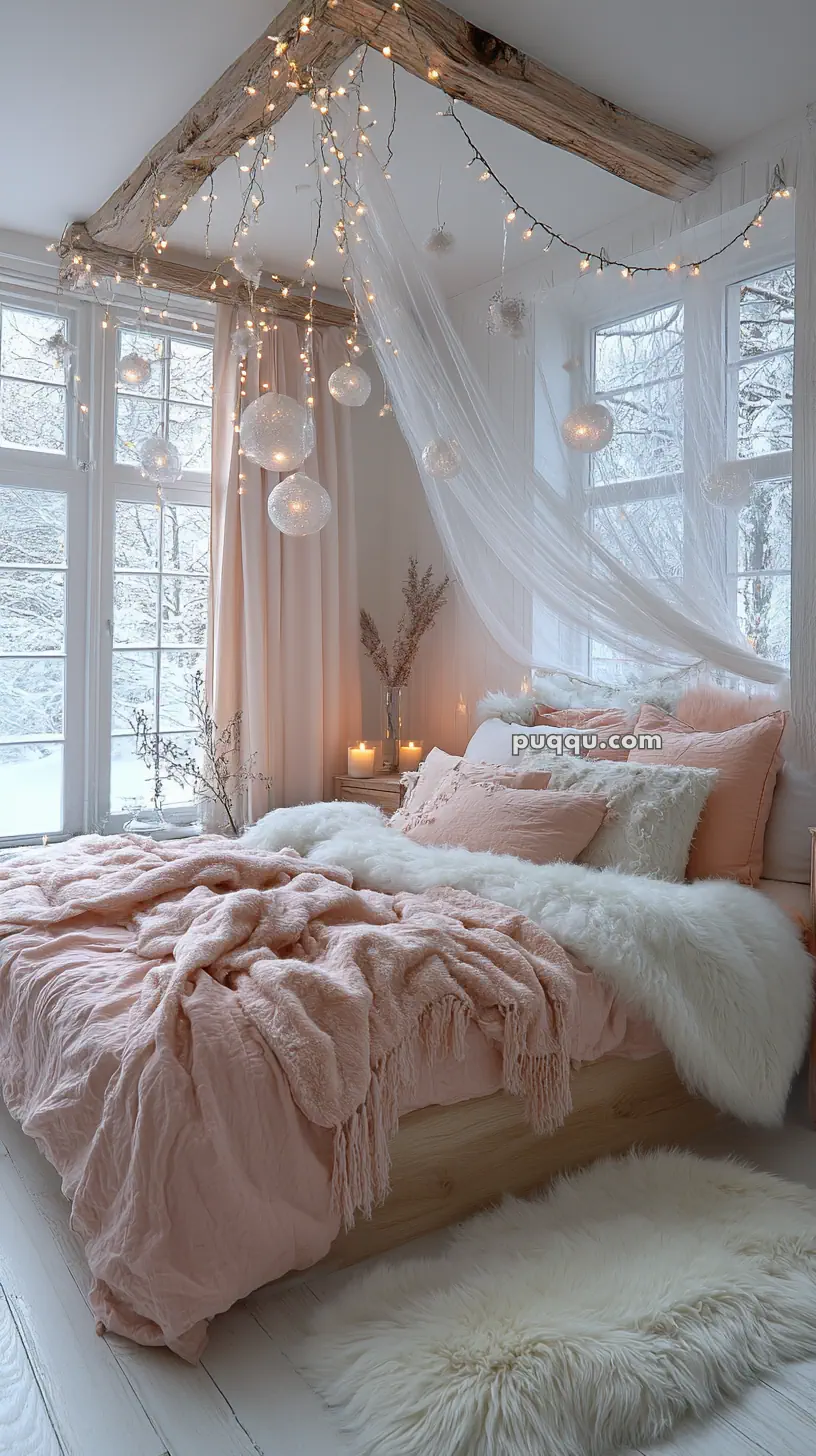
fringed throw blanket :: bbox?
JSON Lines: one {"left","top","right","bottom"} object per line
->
{"left": 0, "top": 835, "right": 575, "bottom": 1357}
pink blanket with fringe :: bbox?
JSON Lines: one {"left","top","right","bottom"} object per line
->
{"left": 0, "top": 835, "right": 581, "bottom": 1359}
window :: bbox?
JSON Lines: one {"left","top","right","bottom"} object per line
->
{"left": 0, "top": 486, "right": 68, "bottom": 837}
{"left": 0, "top": 305, "right": 68, "bottom": 454}
{"left": 106, "top": 321, "right": 213, "bottom": 826}
{"left": 588, "top": 304, "right": 685, "bottom": 680}
{"left": 583, "top": 263, "right": 794, "bottom": 679}
{"left": 115, "top": 328, "right": 213, "bottom": 471}
{"left": 727, "top": 266, "right": 794, "bottom": 664}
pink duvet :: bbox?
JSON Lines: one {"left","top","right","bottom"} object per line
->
{"left": 0, "top": 836, "right": 659, "bottom": 1361}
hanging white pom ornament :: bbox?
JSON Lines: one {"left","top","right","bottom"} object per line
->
{"left": 267, "top": 473, "right": 331, "bottom": 536}
{"left": 561, "top": 403, "right": 614, "bottom": 453}
{"left": 233, "top": 242, "right": 263, "bottom": 288}
{"left": 328, "top": 363, "right": 372, "bottom": 407}
{"left": 230, "top": 326, "right": 255, "bottom": 359}
{"left": 421, "top": 437, "right": 462, "bottom": 479}
{"left": 118, "top": 352, "right": 151, "bottom": 386}
{"left": 138, "top": 433, "right": 182, "bottom": 484}
{"left": 424, "top": 226, "right": 455, "bottom": 255}
{"left": 240, "top": 392, "right": 315, "bottom": 470}
{"left": 701, "top": 463, "right": 754, "bottom": 510}
{"left": 487, "top": 291, "right": 527, "bottom": 339}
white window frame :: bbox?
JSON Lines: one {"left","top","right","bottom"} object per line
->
{"left": 95, "top": 303, "right": 214, "bottom": 832}
{"left": 576, "top": 233, "right": 795, "bottom": 679}
{"left": 0, "top": 285, "right": 92, "bottom": 847}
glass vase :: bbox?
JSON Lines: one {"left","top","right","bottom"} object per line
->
{"left": 381, "top": 687, "right": 402, "bottom": 773}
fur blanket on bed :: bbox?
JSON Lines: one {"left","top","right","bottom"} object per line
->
{"left": 243, "top": 801, "right": 815, "bottom": 1125}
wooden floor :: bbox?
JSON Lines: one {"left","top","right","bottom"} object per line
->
{"left": 2, "top": 1085, "right": 816, "bottom": 1456}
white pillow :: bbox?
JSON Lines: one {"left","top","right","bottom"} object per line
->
{"left": 517, "top": 749, "right": 717, "bottom": 880}
{"left": 464, "top": 719, "right": 528, "bottom": 764}
{"left": 762, "top": 762, "right": 816, "bottom": 884}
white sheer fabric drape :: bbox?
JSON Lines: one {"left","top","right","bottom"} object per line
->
{"left": 347, "top": 151, "right": 790, "bottom": 687}
{"left": 208, "top": 307, "right": 361, "bottom": 814}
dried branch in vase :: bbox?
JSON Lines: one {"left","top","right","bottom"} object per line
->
{"left": 360, "top": 557, "right": 450, "bottom": 688}
{"left": 132, "top": 672, "right": 272, "bottom": 835}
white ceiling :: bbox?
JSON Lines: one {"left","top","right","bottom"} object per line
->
{"left": 1, "top": 0, "right": 814, "bottom": 294}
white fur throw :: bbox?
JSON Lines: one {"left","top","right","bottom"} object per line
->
{"left": 298, "top": 1148, "right": 816, "bottom": 1456}
{"left": 242, "top": 801, "right": 813, "bottom": 1124}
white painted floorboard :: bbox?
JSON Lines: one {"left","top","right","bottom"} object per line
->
{"left": 1, "top": 1084, "right": 816, "bottom": 1456}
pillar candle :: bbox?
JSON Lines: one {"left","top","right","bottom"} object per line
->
{"left": 347, "top": 741, "right": 376, "bottom": 777}
{"left": 399, "top": 741, "right": 423, "bottom": 773}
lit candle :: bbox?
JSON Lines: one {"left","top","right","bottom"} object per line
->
{"left": 347, "top": 741, "right": 376, "bottom": 777}
{"left": 399, "top": 741, "right": 423, "bottom": 773}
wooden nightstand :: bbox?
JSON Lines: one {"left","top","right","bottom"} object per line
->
{"left": 334, "top": 774, "right": 404, "bottom": 816}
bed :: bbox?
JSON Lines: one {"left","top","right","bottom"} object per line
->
{"left": 0, "top": 705, "right": 813, "bottom": 1361}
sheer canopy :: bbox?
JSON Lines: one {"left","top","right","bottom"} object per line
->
{"left": 347, "top": 149, "right": 793, "bottom": 689}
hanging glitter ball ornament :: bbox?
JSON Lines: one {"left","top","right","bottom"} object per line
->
{"left": 118, "top": 352, "right": 151, "bottom": 386}
{"left": 488, "top": 291, "right": 527, "bottom": 339}
{"left": 138, "top": 433, "right": 182, "bottom": 484}
{"left": 424, "top": 226, "right": 455, "bottom": 255}
{"left": 267, "top": 473, "right": 332, "bottom": 536}
{"left": 230, "top": 326, "right": 255, "bottom": 359}
{"left": 328, "top": 363, "right": 372, "bottom": 407}
{"left": 561, "top": 403, "right": 615, "bottom": 454}
{"left": 701, "top": 463, "right": 754, "bottom": 510}
{"left": 233, "top": 241, "right": 263, "bottom": 288}
{"left": 241, "top": 392, "right": 315, "bottom": 470}
{"left": 421, "top": 437, "right": 462, "bottom": 479}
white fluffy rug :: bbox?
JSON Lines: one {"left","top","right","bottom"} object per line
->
{"left": 298, "top": 1150, "right": 816, "bottom": 1456}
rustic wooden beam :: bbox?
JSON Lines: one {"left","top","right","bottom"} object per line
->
{"left": 59, "top": 225, "right": 355, "bottom": 329}
{"left": 83, "top": 1, "right": 357, "bottom": 252}
{"left": 328, "top": 0, "right": 715, "bottom": 200}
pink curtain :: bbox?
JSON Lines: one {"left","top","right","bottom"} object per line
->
{"left": 209, "top": 306, "right": 361, "bottom": 817}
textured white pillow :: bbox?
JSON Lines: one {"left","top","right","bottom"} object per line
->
{"left": 517, "top": 750, "right": 717, "bottom": 880}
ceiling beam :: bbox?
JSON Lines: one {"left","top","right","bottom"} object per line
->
{"left": 77, "top": 0, "right": 715, "bottom": 279}
{"left": 327, "top": 0, "right": 714, "bottom": 199}
{"left": 83, "top": 1, "right": 357, "bottom": 252}
{"left": 60, "top": 225, "right": 355, "bottom": 328}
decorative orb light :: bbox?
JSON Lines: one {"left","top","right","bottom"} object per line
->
{"left": 267, "top": 473, "right": 331, "bottom": 536}
{"left": 138, "top": 433, "right": 182, "bottom": 484}
{"left": 230, "top": 326, "right": 255, "bottom": 359}
{"left": 328, "top": 362, "right": 372, "bottom": 407}
{"left": 421, "top": 437, "right": 462, "bottom": 479}
{"left": 118, "top": 352, "right": 151, "bottom": 387}
{"left": 424, "top": 226, "right": 455, "bottom": 255}
{"left": 233, "top": 242, "right": 263, "bottom": 287}
{"left": 701, "top": 463, "right": 754, "bottom": 510}
{"left": 561, "top": 403, "right": 615, "bottom": 454}
{"left": 241, "top": 392, "right": 315, "bottom": 470}
{"left": 488, "top": 291, "right": 527, "bottom": 339}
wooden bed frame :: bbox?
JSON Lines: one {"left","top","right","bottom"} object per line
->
{"left": 317, "top": 1051, "right": 718, "bottom": 1274}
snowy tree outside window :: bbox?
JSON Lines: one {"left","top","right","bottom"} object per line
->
{"left": 111, "top": 324, "right": 213, "bottom": 818}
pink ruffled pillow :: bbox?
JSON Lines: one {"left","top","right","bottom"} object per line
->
{"left": 398, "top": 767, "right": 607, "bottom": 865}
{"left": 629, "top": 703, "right": 786, "bottom": 884}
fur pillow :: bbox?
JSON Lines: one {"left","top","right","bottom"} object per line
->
{"left": 393, "top": 746, "right": 550, "bottom": 828}
{"left": 516, "top": 749, "right": 717, "bottom": 880}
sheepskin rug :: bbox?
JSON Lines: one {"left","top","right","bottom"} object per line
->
{"left": 298, "top": 1150, "right": 816, "bottom": 1456}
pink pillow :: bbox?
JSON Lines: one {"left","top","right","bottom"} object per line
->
{"left": 398, "top": 772, "right": 607, "bottom": 865}
{"left": 675, "top": 682, "right": 783, "bottom": 731}
{"left": 629, "top": 704, "right": 786, "bottom": 884}
{"left": 534, "top": 705, "right": 635, "bottom": 760}
{"left": 395, "top": 746, "right": 551, "bottom": 825}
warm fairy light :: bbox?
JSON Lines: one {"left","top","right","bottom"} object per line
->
{"left": 743, "top": 236, "right": 751, "bottom": 248}
{"left": 620, "top": 267, "right": 630, "bottom": 278}
{"left": 427, "top": 68, "right": 439, "bottom": 80}
{"left": 245, "top": 85, "right": 257, "bottom": 96}
{"left": 579, "top": 256, "right": 591, "bottom": 272}
{"left": 522, "top": 227, "right": 533, "bottom": 240}
{"left": 382, "top": 44, "right": 391, "bottom": 56}
{"left": 667, "top": 261, "right": 678, "bottom": 273}
{"left": 689, "top": 264, "right": 701, "bottom": 277}
{"left": 505, "top": 209, "right": 516, "bottom": 223}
